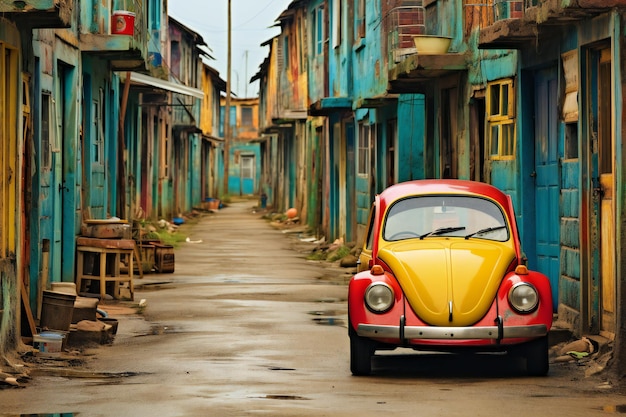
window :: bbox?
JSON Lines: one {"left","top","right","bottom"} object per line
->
{"left": 283, "top": 35, "right": 289, "bottom": 69}
{"left": 148, "top": 0, "right": 161, "bottom": 31}
{"left": 297, "top": 16, "right": 307, "bottom": 72}
{"left": 358, "top": 122, "right": 372, "bottom": 176}
{"left": 241, "top": 106, "right": 253, "bottom": 127}
{"left": 92, "top": 88, "right": 105, "bottom": 166}
{"left": 332, "top": 0, "right": 341, "bottom": 49}
{"left": 487, "top": 79, "right": 515, "bottom": 158}
{"left": 312, "top": 5, "right": 325, "bottom": 55}
{"left": 219, "top": 105, "right": 237, "bottom": 137}
{"left": 564, "top": 123, "right": 578, "bottom": 159}
{"left": 356, "top": 0, "right": 366, "bottom": 39}
{"left": 171, "top": 41, "right": 181, "bottom": 78}
{"left": 41, "top": 93, "right": 51, "bottom": 169}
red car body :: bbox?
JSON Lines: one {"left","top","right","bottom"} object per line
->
{"left": 348, "top": 179, "right": 553, "bottom": 376}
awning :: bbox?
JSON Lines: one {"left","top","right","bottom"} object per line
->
{"left": 308, "top": 97, "right": 352, "bottom": 116}
{"left": 121, "top": 72, "right": 204, "bottom": 99}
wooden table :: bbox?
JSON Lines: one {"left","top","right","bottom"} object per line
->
{"left": 75, "top": 237, "right": 135, "bottom": 301}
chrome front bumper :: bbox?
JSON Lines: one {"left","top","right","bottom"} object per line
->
{"left": 357, "top": 323, "right": 548, "bottom": 340}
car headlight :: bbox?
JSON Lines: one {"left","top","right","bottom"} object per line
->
{"left": 508, "top": 282, "right": 539, "bottom": 313}
{"left": 364, "top": 282, "right": 394, "bottom": 313}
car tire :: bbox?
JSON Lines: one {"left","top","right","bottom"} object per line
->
{"left": 349, "top": 325, "right": 376, "bottom": 376}
{"left": 523, "top": 335, "right": 549, "bottom": 376}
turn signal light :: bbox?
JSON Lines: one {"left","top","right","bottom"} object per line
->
{"left": 371, "top": 265, "right": 384, "bottom": 275}
{"left": 515, "top": 265, "right": 529, "bottom": 275}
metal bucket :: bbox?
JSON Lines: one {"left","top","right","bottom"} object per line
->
{"left": 40, "top": 290, "right": 76, "bottom": 332}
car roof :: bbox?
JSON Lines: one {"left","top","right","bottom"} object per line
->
{"left": 378, "top": 179, "right": 511, "bottom": 210}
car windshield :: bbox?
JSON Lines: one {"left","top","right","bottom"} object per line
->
{"left": 383, "top": 195, "right": 509, "bottom": 242}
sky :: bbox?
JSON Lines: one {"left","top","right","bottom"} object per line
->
{"left": 168, "top": 0, "right": 293, "bottom": 98}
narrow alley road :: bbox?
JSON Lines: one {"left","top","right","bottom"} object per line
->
{"left": 0, "top": 200, "right": 624, "bottom": 416}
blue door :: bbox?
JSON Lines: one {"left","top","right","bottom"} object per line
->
{"left": 534, "top": 68, "right": 560, "bottom": 311}
{"left": 241, "top": 155, "right": 255, "bottom": 195}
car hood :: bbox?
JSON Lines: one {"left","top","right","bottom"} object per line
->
{"left": 378, "top": 240, "right": 516, "bottom": 327}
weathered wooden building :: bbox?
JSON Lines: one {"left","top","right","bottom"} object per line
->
{"left": 258, "top": 0, "right": 626, "bottom": 377}
{"left": 478, "top": 0, "right": 626, "bottom": 375}
{"left": 220, "top": 97, "right": 262, "bottom": 196}
{"left": 168, "top": 17, "right": 210, "bottom": 215}
{"left": 254, "top": 4, "right": 310, "bottom": 225}
{"left": 0, "top": 0, "right": 74, "bottom": 356}
{"left": 0, "top": 0, "right": 225, "bottom": 357}
{"left": 200, "top": 63, "right": 227, "bottom": 201}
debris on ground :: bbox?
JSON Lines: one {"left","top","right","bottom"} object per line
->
{"left": 552, "top": 335, "right": 614, "bottom": 377}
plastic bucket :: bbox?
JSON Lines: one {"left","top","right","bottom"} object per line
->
{"left": 111, "top": 11, "right": 135, "bottom": 35}
{"left": 40, "top": 290, "right": 76, "bottom": 332}
{"left": 33, "top": 331, "right": 65, "bottom": 357}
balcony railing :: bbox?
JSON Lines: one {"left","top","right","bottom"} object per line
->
{"left": 386, "top": 5, "right": 426, "bottom": 63}
{"left": 494, "top": 0, "right": 523, "bottom": 21}
{"left": 79, "top": 0, "right": 147, "bottom": 71}
{"left": 489, "top": 0, "right": 615, "bottom": 24}
{"left": 479, "top": 0, "right": 614, "bottom": 49}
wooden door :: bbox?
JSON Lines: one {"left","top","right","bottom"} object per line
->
{"left": 240, "top": 155, "right": 255, "bottom": 195}
{"left": 597, "top": 49, "right": 615, "bottom": 337}
{"left": 534, "top": 68, "right": 560, "bottom": 311}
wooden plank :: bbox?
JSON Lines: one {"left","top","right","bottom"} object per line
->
{"left": 20, "top": 279, "right": 37, "bottom": 339}
{"left": 76, "top": 237, "right": 136, "bottom": 249}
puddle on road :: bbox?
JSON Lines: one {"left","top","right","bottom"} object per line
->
{"left": 133, "top": 324, "right": 178, "bottom": 337}
{"left": 248, "top": 394, "right": 310, "bottom": 401}
{"left": 149, "top": 324, "right": 176, "bottom": 335}
{"left": 307, "top": 309, "right": 344, "bottom": 326}
{"left": 29, "top": 368, "right": 144, "bottom": 379}
{"left": 268, "top": 366, "right": 295, "bottom": 371}
{"left": 1, "top": 414, "right": 76, "bottom": 417}
{"left": 308, "top": 309, "right": 337, "bottom": 316}
{"left": 210, "top": 274, "right": 267, "bottom": 284}
{"left": 311, "top": 317, "right": 344, "bottom": 326}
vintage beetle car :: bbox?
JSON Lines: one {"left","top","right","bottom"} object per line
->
{"left": 349, "top": 179, "right": 553, "bottom": 376}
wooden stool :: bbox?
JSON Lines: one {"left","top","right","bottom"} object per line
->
{"left": 75, "top": 237, "right": 135, "bottom": 301}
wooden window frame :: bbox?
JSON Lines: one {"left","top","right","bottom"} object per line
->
{"left": 356, "top": 0, "right": 366, "bottom": 40}
{"left": 313, "top": 5, "right": 325, "bottom": 56}
{"left": 241, "top": 106, "right": 253, "bottom": 127}
{"left": 487, "top": 78, "right": 516, "bottom": 159}
{"left": 358, "top": 122, "right": 371, "bottom": 176}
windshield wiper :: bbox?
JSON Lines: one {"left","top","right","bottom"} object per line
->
{"left": 464, "top": 226, "right": 507, "bottom": 239}
{"left": 419, "top": 226, "right": 466, "bottom": 239}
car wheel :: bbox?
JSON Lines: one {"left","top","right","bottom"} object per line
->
{"left": 523, "top": 336, "right": 549, "bottom": 376}
{"left": 349, "top": 325, "right": 376, "bottom": 376}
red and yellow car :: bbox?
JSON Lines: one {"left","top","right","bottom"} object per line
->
{"left": 349, "top": 179, "right": 553, "bottom": 376}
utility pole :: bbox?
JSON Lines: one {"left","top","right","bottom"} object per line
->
{"left": 223, "top": 0, "right": 232, "bottom": 195}
{"left": 244, "top": 50, "right": 248, "bottom": 98}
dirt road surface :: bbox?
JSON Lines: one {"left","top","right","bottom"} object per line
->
{"left": 1, "top": 200, "right": 624, "bottom": 416}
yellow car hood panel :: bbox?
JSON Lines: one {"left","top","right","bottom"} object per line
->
{"left": 378, "top": 240, "right": 516, "bottom": 326}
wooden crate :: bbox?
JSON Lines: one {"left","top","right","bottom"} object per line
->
{"left": 154, "top": 244, "right": 175, "bottom": 273}
{"left": 135, "top": 244, "right": 156, "bottom": 273}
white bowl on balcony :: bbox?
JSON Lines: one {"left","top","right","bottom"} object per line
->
{"left": 412, "top": 35, "right": 452, "bottom": 55}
